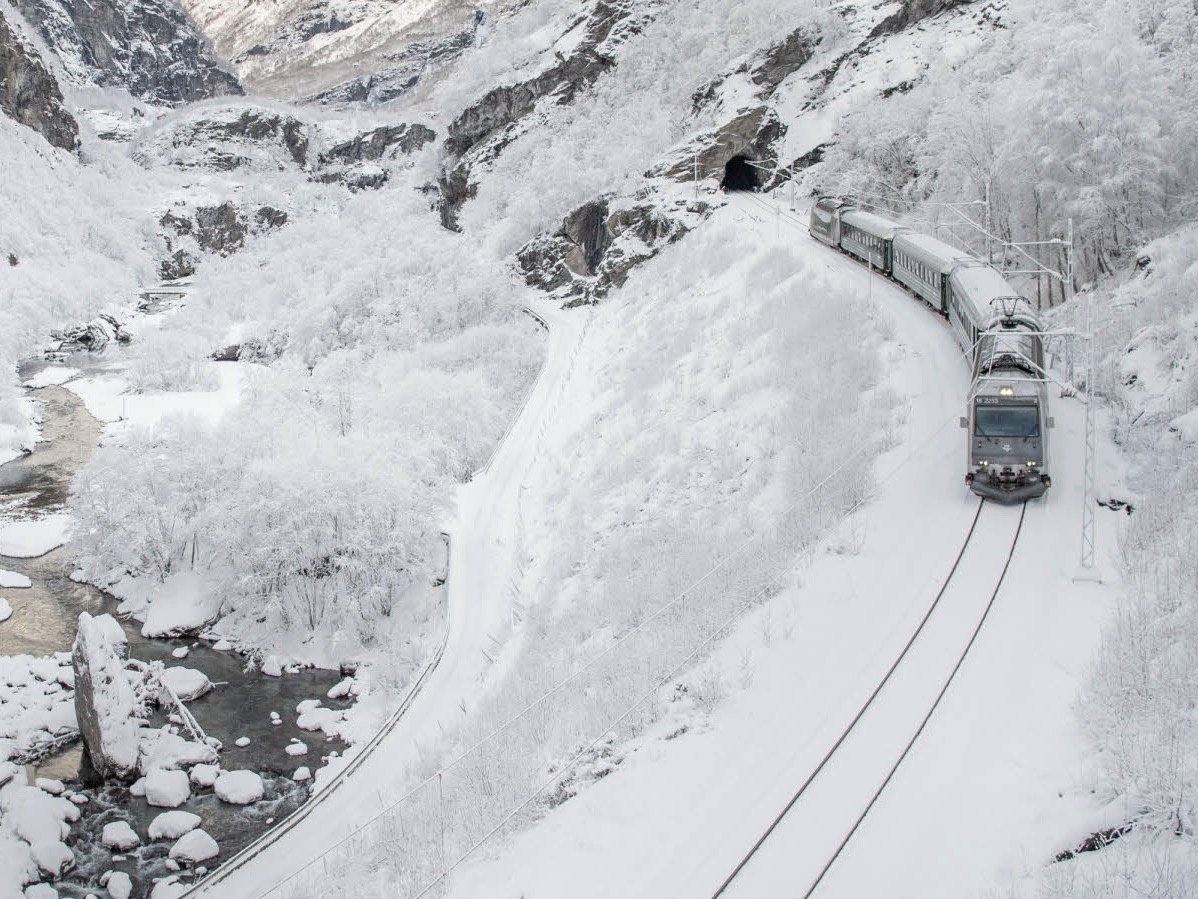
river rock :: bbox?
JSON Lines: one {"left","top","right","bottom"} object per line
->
{"left": 169, "top": 828, "right": 219, "bottom": 863}
{"left": 144, "top": 769, "right": 190, "bottom": 807}
{"left": 100, "top": 820, "right": 140, "bottom": 850}
{"left": 149, "top": 876, "right": 189, "bottom": 898}
{"left": 189, "top": 763, "right": 219, "bottom": 788}
{"left": 30, "top": 840, "right": 73, "bottom": 877}
{"left": 106, "top": 871, "right": 133, "bottom": 899}
{"left": 158, "top": 666, "right": 212, "bottom": 702}
{"left": 34, "top": 777, "right": 64, "bottom": 795}
{"left": 24, "top": 883, "right": 59, "bottom": 899}
{"left": 149, "top": 810, "right": 201, "bottom": 840}
{"left": 213, "top": 770, "right": 263, "bottom": 805}
{"left": 72, "top": 613, "right": 140, "bottom": 784}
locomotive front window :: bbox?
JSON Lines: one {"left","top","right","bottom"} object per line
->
{"left": 974, "top": 404, "right": 1040, "bottom": 438}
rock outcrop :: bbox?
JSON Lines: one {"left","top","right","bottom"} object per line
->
{"left": 11, "top": 0, "right": 242, "bottom": 104}
{"left": 137, "top": 107, "right": 309, "bottom": 171}
{"left": 0, "top": 11, "right": 78, "bottom": 150}
{"left": 73, "top": 613, "right": 140, "bottom": 786}
{"left": 869, "top": 0, "right": 973, "bottom": 38}
{"left": 158, "top": 201, "right": 289, "bottom": 279}
{"left": 436, "top": 0, "right": 648, "bottom": 230}
{"left": 517, "top": 196, "right": 707, "bottom": 303}
{"left": 317, "top": 123, "right": 436, "bottom": 166}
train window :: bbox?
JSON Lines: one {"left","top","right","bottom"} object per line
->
{"left": 974, "top": 404, "right": 1040, "bottom": 438}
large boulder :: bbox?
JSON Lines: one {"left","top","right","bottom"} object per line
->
{"left": 72, "top": 613, "right": 140, "bottom": 784}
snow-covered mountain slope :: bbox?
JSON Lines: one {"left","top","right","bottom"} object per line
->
{"left": 2, "top": 0, "right": 1197, "bottom": 894}
{"left": 176, "top": 0, "right": 513, "bottom": 100}
{"left": 7, "top": 0, "right": 241, "bottom": 103}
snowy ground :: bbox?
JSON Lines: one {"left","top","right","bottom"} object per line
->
{"left": 162, "top": 190, "right": 1127, "bottom": 899}
{"left": 427, "top": 198, "right": 1129, "bottom": 899}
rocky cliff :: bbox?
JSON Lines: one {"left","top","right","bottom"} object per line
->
{"left": 0, "top": 10, "right": 77, "bottom": 149}
{"left": 11, "top": 0, "right": 242, "bottom": 103}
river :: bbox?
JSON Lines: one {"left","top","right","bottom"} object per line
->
{"left": 0, "top": 342, "right": 352, "bottom": 897}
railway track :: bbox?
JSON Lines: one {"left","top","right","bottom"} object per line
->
{"left": 710, "top": 497, "right": 1026, "bottom": 899}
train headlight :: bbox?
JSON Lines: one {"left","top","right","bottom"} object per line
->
{"left": 1026, "top": 461, "right": 1038, "bottom": 468}
{"left": 999, "top": 385, "right": 1015, "bottom": 397}
{"left": 979, "top": 460, "right": 989, "bottom": 467}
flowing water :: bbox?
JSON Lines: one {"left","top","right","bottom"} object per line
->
{"left": 1, "top": 346, "right": 352, "bottom": 896}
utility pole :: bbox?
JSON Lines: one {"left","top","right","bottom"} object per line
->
{"left": 1075, "top": 218, "right": 1101, "bottom": 579}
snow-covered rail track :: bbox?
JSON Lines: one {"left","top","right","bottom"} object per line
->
{"left": 709, "top": 498, "right": 1027, "bottom": 899}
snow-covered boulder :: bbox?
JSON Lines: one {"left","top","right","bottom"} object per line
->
{"left": 295, "top": 699, "right": 346, "bottom": 736}
{"left": 144, "top": 769, "right": 190, "bottom": 808}
{"left": 24, "top": 883, "right": 60, "bottom": 899}
{"left": 292, "top": 766, "right": 311, "bottom": 782}
{"left": 149, "top": 875, "right": 189, "bottom": 899}
{"left": 285, "top": 740, "right": 307, "bottom": 757}
{"left": 189, "top": 764, "right": 219, "bottom": 788}
{"left": 106, "top": 871, "right": 133, "bottom": 899}
{"left": 30, "top": 840, "right": 73, "bottom": 877}
{"left": 34, "top": 779, "right": 63, "bottom": 796}
{"left": 141, "top": 572, "right": 220, "bottom": 638}
{"left": 169, "top": 828, "right": 219, "bottom": 863}
{"left": 0, "top": 597, "right": 12, "bottom": 622}
{"left": 148, "top": 810, "right": 201, "bottom": 841}
{"left": 213, "top": 770, "right": 262, "bottom": 805}
{"left": 158, "top": 667, "right": 212, "bottom": 702}
{"left": 100, "top": 820, "right": 140, "bottom": 850}
{"left": 139, "top": 729, "right": 218, "bottom": 773}
{"left": 0, "top": 569, "right": 32, "bottom": 588}
{"left": 72, "top": 613, "right": 139, "bottom": 782}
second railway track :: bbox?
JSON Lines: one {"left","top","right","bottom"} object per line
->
{"left": 711, "top": 498, "right": 1027, "bottom": 899}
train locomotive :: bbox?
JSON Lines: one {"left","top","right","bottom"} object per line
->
{"left": 810, "top": 198, "right": 1053, "bottom": 502}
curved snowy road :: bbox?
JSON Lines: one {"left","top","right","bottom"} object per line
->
{"left": 187, "top": 302, "right": 584, "bottom": 899}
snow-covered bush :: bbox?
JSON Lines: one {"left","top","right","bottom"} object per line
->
{"left": 0, "top": 120, "right": 158, "bottom": 456}
{"left": 70, "top": 186, "right": 544, "bottom": 661}
{"left": 817, "top": 0, "right": 1198, "bottom": 300}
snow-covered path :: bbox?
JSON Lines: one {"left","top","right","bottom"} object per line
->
{"left": 186, "top": 302, "right": 585, "bottom": 898}
{"left": 438, "top": 196, "right": 1122, "bottom": 899}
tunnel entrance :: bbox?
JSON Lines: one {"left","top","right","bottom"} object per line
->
{"left": 721, "top": 155, "right": 758, "bottom": 191}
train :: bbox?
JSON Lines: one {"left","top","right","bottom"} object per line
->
{"left": 809, "top": 198, "right": 1053, "bottom": 503}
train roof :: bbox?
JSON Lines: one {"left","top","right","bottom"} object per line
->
{"left": 839, "top": 209, "right": 906, "bottom": 239}
{"left": 949, "top": 262, "right": 1039, "bottom": 328}
{"left": 892, "top": 232, "right": 975, "bottom": 272}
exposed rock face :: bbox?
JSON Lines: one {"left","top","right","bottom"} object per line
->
{"left": 12, "top": 0, "right": 242, "bottom": 103}
{"left": 653, "top": 106, "right": 787, "bottom": 187}
{"left": 136, "top": 107, "right": 309, "bottom": 171}
{"left": 445, "top": 48, "right": 616, "bottom": 159}
{"left": 517, "top": 197, "right": 705, "bottom": 303}
{"left": 305, "top": 28, "right": 476, "bottom": 106}
{"left": 73, "top": 613, "right": 140, "bottom": 786}
{"left": 869, "top": 0, "right": 972, "bottom": 38}
{"left": 317, "top": 123, "right": 436, "bottom": 166}
{"left": 0, "top": 11, "right": 78, "bottom": 150}
{"left": 158, "top": 202, "right": 288, "bottom": 278}
{"left": 751, "top": 27, "right": 819, "bottom": 92}
{"left": 436, "top": 0, "right": 647, "bottom": 229}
